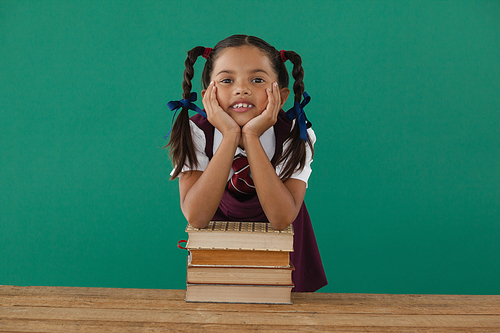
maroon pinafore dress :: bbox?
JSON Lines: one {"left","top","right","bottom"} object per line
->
{"left": 191, "top": 112, "right": 328, "bottom": 292}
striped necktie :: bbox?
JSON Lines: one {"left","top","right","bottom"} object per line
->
{"left": 227, "top": 154, "right": 256, "bottom": 197}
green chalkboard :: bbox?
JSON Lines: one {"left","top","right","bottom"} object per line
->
{"left": 1, "top": 1, "right": 499, "bottom": 294}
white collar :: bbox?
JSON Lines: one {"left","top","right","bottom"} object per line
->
{"left": 213, "top": 127, "right": 276, "bottom": 160}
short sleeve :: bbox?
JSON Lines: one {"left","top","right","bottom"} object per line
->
{"left": 275, "top": 127, "right": 316, "bottom": 187}
{"left": 170, "top": 120, "right": 210, "bottom": 177}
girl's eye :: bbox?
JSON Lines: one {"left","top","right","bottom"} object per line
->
{"left": 252, "top": 78, "right": 265, "bottom": 83}
{"left": 220, "top": 78, "right": 233, "bottom": 83}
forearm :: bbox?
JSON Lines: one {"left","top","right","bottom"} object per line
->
{"left": 242, "top": 134, "right": 305, "bottom": 230}
{"left": 180, "top": 134, "right": 239, "bottom": 228}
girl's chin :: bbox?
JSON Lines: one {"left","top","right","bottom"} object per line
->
{"left": 228, "top": 111, "right": 261, "bottom": 125}
{"left": 234, "top": 119, "right": 250, "bottom": 128}
{"left": 233, "top": 113, "right": 257, "bottom": 122}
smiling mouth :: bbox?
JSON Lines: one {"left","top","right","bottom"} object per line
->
{"left": 230, "top": 103, "right": 255, "bottom": 113}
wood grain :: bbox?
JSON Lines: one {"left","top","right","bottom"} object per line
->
{"left": 1, "top": 286, "right": 499, "bottom": 332}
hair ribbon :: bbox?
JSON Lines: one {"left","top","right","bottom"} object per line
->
{"left": 285, "top": 92, "right": 312, "bottom": 142}
{"left": 280, "top": 50, "right": 288, "bottom": 63}
{"left": 202, "top": 47, "right": 212, "bottom": 59}
{"left": 164, "top": 92, "right": 207, "bottom": 139}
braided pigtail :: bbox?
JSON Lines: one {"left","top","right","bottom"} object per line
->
{"left": 277, "top": 50, "right": 314, "bottom": 181}
{"left": 167, "top": 46, "right": 206, "bottom": 180}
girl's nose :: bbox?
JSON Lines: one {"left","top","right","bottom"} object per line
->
{"left": 233, "top": 82, "right": 251, "bottom": 95}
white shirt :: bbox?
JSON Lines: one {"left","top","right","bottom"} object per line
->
{"left": 173, "top": 120, "right": 316, "bottom": 186}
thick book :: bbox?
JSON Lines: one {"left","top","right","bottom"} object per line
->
{"left": 186, "top": 284, "right": 293, "bottom": 304}
{"left": 188, "top": 249, "right": 290, "bottom": 267}
{"left": 187, "top": 263, "right": 294, "bottom": 285}
{"left": 185, "top": 221, "right": 294, "bottom": 252}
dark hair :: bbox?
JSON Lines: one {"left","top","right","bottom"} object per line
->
{"left": 167, "top": 34, "right": 313, "bottom": 180}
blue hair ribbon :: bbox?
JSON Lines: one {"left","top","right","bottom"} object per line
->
{"left": 164, "top": 92, "right": 207, "bottom": 139}
{"left": 285, "top": 92, "right": 312, "bottom": 142}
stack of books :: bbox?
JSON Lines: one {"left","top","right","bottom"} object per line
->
{"left": 184, "top": 221, "right": 294, "bottom": 304}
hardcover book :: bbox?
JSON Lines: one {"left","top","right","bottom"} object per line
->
{"left": 188, "top": 249, "right": 290, "bottom": 267}
{"left": 185, "top": 221, "right": 294, "bottom": 252}
{"left": 187, "top": 263, "right": 294, "bottom": 285}
{"left": 184, "top": 221, "right": 295, "bottom": 304}
{"left": 185, "top": 284, "right": 293, "bottom": 304}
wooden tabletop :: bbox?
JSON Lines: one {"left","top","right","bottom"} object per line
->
{"left": 1, "top": 285, "right": 499, "bottom": 332}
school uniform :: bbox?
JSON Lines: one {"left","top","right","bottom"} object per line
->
{"left": 179, "top": 111, "right": 327, "bottom": 292}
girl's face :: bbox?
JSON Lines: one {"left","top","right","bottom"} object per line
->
{"left": 203, "top": 45, "right": 289, "bottom": 127}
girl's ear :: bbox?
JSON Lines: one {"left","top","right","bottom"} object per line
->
{"left": 201, "top": 89, "right": 207, "bottom": 98}
{"left": 279, "top": 87, "right": 290, "bottom": 108}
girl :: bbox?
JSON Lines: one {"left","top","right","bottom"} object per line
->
{"left": 166, "top": 35, "right": 327, "bottom": 292}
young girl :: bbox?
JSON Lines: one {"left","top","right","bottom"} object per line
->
{"left": 166, "top": 35, "right": 327, "bottom": 292}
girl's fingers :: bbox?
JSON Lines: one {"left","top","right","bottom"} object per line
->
{"left": 266, "top": 82, "right": 280, "bottom": 116}
{"left": 202, "top": 81, "right": 214, "bottom": 110}
{"left": 203, "top": 81, "right": 240, "bottom": 135}
{"left": 211, "top": 84, "right": 221, "bottom": 110}
{"left": 274, "top": 82, "right": 281, "bottom": 106}
{"left": 211, "top": 83, "right": 217, "bottom": 103}
{"left": 266, "top": 88, "right": 273, "bottom": 109}
{"left": 204, "top": 81, "right": 221, "bottom": 116}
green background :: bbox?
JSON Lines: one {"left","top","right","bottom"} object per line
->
{"left": 1, "top": 1, "right": 499, "bottom": 294}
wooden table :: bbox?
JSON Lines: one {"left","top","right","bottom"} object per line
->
{"left": 1, "top": 285, "right": 499, "bottom": 332}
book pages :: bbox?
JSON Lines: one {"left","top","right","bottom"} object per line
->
{"left": 186, "top": 221, "right": 293, "bottom": 234}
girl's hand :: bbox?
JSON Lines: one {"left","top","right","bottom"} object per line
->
{"left": 203, "top": 81, "right": 241, "bottom": 138}
{"left": 242, "top": 82, "right": 281, "bottom": 138}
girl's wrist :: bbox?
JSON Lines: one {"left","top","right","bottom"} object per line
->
{"left": 221, "top": 131, "right": 241, "bottom": 148}
{"left": 241, "top": 122, "right": 267, "bottom": 139}
{"left": 241, "top": 131, "right": 262, "bottom": 148}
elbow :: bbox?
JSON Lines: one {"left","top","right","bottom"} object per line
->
{"left": 181, "top": 205, "right": 211, "bottom": 229}
{"left": 185, "top": 214, "right": 211, "bottom": 229}
{"left": 268, "top": 216, "right": 294, "bottom": 231}
{"left": 187, "top": 219, "right": 210, "bottom": 229}
{"left": 268, "top": 212, "right": 298, "bottom": 231}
